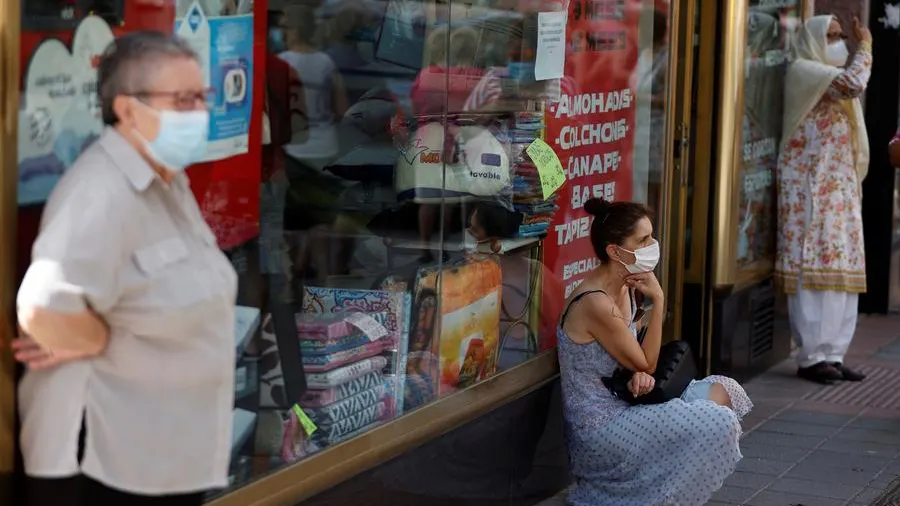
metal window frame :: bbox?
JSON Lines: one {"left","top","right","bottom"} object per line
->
{"left": 0, "top": 0, "right": 21, "bottom": 491}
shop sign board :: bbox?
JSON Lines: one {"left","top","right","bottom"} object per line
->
{"left": 539, "top": 0, "right": 638, "bottom": 348}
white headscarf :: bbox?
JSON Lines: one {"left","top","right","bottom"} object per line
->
{"left": 782, "top": 15, "right": 869, "bottom": 183}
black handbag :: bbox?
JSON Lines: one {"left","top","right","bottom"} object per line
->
{"left": 601, "top": 329, "right": 698, "bottom": 406}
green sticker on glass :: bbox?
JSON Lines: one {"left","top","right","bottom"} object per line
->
{"left": 526, "top": 138, "right": 566, "bottom": 200}
{"left": 292, "top": 404, "right": 318, "bottom": 436}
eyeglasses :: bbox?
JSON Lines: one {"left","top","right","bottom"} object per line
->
{"left": 133, "top": 88, "right": 215, "bottom": 110}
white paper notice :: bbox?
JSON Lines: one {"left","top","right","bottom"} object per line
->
{"left": 345, "top": 312, "right": 389, "bottom": 342}
{"left": 535, "top": 11, "right": 567, "bottom": 81}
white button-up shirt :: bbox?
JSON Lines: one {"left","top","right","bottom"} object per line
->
{"left": 17, "top": 128, "right": 238, "bottom": 495}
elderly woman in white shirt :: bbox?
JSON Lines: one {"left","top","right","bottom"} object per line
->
{"left": 13, "top": 31, "right": 237, "bottom": 506}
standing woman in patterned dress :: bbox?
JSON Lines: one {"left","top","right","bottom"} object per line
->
{"left": 776, "top": 15, "right": 872, "bottom": 384}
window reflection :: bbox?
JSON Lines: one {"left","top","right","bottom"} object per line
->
{"left": 13, "top": 0, "right": 673, "bottom": 495}
{"left": 737, "top": 2, "right": 799, "bottom": 275}
{"left": 232, "top": 0, "right": 556, "bottom": 487}
{"left": 631, "top": 5, "right": 668, "bottom": 211}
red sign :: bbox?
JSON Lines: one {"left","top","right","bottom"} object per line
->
{"left": 539, "top": 0, "right": 641, "bottom": 349}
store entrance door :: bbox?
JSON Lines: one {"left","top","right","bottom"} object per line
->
{"left": 660, "top": 0, "right": 700, "bottom": 346}
{"left": 679, "top": 0, "right": 798, "bottom": 378}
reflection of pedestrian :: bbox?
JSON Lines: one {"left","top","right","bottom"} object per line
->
{"left": 631, "top": 7, "right": 667, "bottom": 206}
{"left": 411, "top": 25, "right": 484, "bottom": 115}
{"left": 278, "top": 4, "right": 348, "bottom": 164}
{"left": 776, "top": 15, "right": 871, "bottom": 384}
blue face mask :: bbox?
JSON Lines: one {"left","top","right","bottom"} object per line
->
{"left": 138, "top": 107, "right": 209, "bottom": 172}
{"left": 269, "top": 28, "right": 286, "bottom": 53}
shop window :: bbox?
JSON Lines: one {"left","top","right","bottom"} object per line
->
{"left": 226, "top": 0, "right": 672, "bottom": 490}
{"left": 13, "top": 0, "right": 672, "bottom": 499}
{"left": 736, "top": 1, "right": 801, "bottom": 284}
{"left": 232, "top": 1, "right": 557, "bottom": 485}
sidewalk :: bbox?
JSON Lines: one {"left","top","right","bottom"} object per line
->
{"left": 711, "top": 313, "right": 900, "bottom": 506}
{"left": 537, "top": 314, "right": 900, "bottom": 506}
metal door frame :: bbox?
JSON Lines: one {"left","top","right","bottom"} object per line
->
{"left": 661, "top": 0, "right": 699, "bottom": 343}
{"left": 0, "top": 0, "right": 21, "bottom": 498}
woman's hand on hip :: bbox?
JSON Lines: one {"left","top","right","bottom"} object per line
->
{"left": 11, "top": 335, "right": 95, "bottom": 370}
{"left": 625, "top": 272, "right": 664, "bottom": 303}
{"left": 628, "top": 371, "right": 656, "bottom": 397}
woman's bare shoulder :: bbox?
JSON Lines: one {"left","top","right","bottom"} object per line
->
{"left": 564, "top": 287, "right": 628, "bottom": 335}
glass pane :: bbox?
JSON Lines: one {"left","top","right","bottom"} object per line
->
{"left": 244, "top": 0, "right": 552, "bottom": 489}
{"left": 737, "top": 1, "right": 800, "bottom": 279}
{"left": 12, "top": 0, "right": 673, "bottom": 500}
{"left": 632, "top": 2, "right": 670, "bottom": 214}
{"left": 538, "top": 0, "right": 672, "bottom": 331}
{"left": 891, "top": 167, "right": 900, "bottom": 311}
{"left": 891, "top": 95, "right": 900, "bottom": 311}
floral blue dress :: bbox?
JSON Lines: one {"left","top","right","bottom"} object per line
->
{"left": 557, "top": 292, "right": 752, "bottom": 506}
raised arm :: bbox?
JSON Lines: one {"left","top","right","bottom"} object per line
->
{"left": 826, "top": 43, "right": 872, "bottom": 100}
{"left": 827, "top": 19, "right": 873, "bottom": 100}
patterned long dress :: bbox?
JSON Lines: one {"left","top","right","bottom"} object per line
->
{"left": 774, "top": 45, "right": 872, "bottom": 294}
{"left": 557, "top": 296, "right": 753, "bottom": 506}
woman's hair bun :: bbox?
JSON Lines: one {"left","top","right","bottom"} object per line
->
{"left": 584, "top": 198, "right": 611, "bottom": 218}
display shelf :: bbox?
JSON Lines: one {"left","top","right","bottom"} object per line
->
{"left": 387, "top": 234, "right": 540, "bottom": 255}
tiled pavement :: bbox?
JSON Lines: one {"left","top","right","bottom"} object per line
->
{"left": 537, "top": 314, "right": 900, "bottom": 506}
{"left": 710, "top": 314, "right": 900, "bottom": 506}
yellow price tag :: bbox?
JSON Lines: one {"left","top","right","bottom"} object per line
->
{"left": 292, "top": 404, "right": 318, "bottom": 436}
{"left": 526, "top": 138, "right": 566, "bottom": 200}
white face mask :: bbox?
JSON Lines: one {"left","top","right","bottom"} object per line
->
{"left": 825, "top": 40, "right": 849, "bottom": 67}
{"left": 618, "top": 240, "right": 660, "bottom": 274}
{"left": 134, "top": 101, "right": 209, "bottom": 172}
{"left": 464, "top": 229, "right": 486, "bottom": 252}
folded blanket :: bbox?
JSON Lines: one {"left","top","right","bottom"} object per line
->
{"left": 300, "top": 333, "right": 372, "bottom": 356}
{"left": 300, "top": 371, "right": 384, "bottom": 406}
{"left": 306, "top": 356, "right": 388, "bottom": 389}
{"left": 302, "top": 341, "right": 386, "bottom": 373}
{"left": 311, "top": 402, "right": 388, "bottom": 446}
{"left": 301, "top": 383, "right": 387, "bottom": 425}
{"left": 296, "top": 312, "right": 390, "bottom": 341}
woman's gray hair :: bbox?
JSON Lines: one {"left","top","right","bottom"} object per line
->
{"left": 98, "top": 31, "right": 199, "bottom": 126}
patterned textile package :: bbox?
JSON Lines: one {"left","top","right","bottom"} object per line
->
{"left": 300, "top": 332, "right": 372, "bottom": 355}
{"left": 300, "top": 371, "right": 384, "bottom": 407}
{"left": 301, "top": 341, "right": 386, "bottom": 372}
{"left": 302, "top": 383, "right": 387, "bottom": 425}
{"left": 296, "top": 311, "right": 390, "bottom": 341}
{"left": 302, "top": 289, "right": 405, "bottom": 352}
{"left": 306, "top": 356, "right": 387, "bottom": 389}
{"left": 311, "top": 402, "right": 388, "bottom": 446}
{"left": 301, "top": 287, "right": 412, "bottom": 417}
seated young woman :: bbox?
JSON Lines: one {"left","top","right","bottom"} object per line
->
{"left": 557, "top": 198, "right": 752, "bottom": 506}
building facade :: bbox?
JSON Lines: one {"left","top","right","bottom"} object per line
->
{"left": 6, "top": 0, "right": 893, "bottom": 505}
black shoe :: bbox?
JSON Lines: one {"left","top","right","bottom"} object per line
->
{"left": 831, "top": 362, "right": 866, "bottom": 382}
{"left": 798, "top": 362, "right": 843, "bottom": 384}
